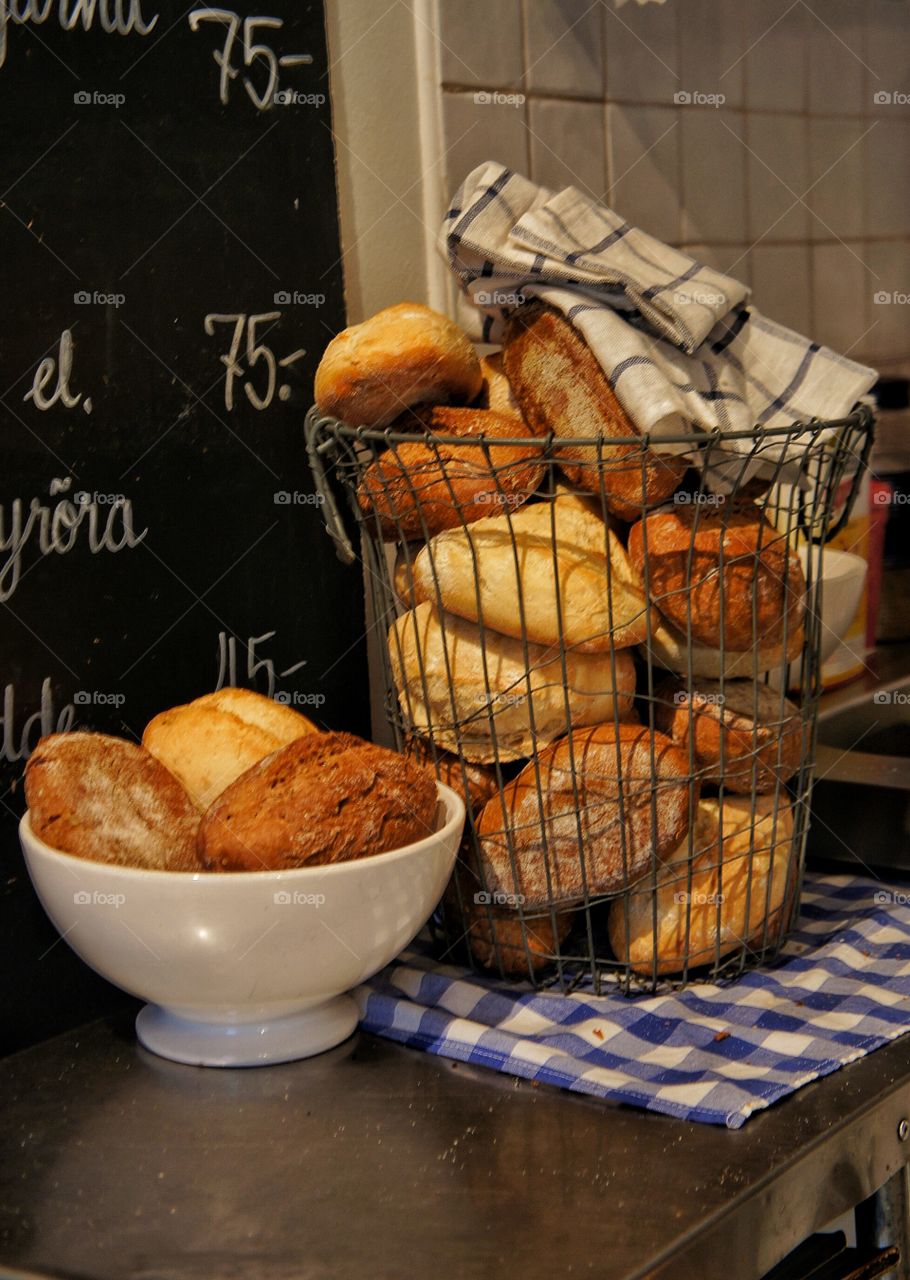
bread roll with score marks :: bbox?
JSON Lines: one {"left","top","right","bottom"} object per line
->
{"left": 143, "top": 687, "right": 319, "bottom": 811}
{"left": 627, "top": 502, "right": 806, "bottom": 652}
{"left": 477, "top": 723, "right": 694, "bottom": 907}
{"left": 412, "top": 491, "right": 648, "bottom": 653}
{"left": 389, "top": 602, "right": 636, "bottom": 763}
{"left": 315, "top": 302, "right": 482, "bottom": 428}
{"left": 608, "top": 794, "right": 796, "bottom": 976}
{"left": 357, "top": 406, "right": 546, "bottom": 541}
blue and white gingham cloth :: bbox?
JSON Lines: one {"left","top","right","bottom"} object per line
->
{"left": 440, "top": 162, "right": 877, "bottom": 484}
{"left": 355, "top": 874, "right": 910, "bottom": 1128}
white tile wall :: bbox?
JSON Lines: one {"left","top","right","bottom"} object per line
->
{"left": 522, "top": 0, "right": 604, "bottom": 99}
{"left": 527, "top": 98, "right": 607, "bottom": 198}
{"left": 429, "top": 0, "right": 910, "bottom": 371}
{"left": 607, "top": 104, "right": 681, "bottom": 243}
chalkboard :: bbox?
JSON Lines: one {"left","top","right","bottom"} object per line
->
{"left": 0, "top": 0, "right": 368, "bottom": 1051}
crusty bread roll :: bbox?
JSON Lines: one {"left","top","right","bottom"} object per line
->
{"left": 198, "top": 732, "right": 439, "bottom": 871}
{"left": 641, "top": 609, "right": 804, "bottom": 678}
{"left": 357, "top": 406, "right": 545, "bottom": 540}
{"left": 653, "top": 677, "right": 803, "bottom": 793}
{"left": 608, "top": 795, "right": 795, "bottom": 976}
{"left": 389, "top": 602, "right": 636, "bottom": 763}
{"left": 445, "top": 854, "right": 574, "bottom": 974}
{"left": 502, "top": 304, "right": 686, "bottom": 519}
{"left": 25, "top": 732, "right": 201, "bottom": 871}
{"left": 315, "top": 303, "right": 482, "bottom": 428}
{"left": 477, "top": 723, "right": 694, "bottom": 907}
{"left": 477, "top": 352, "right": 525, "bottom": 422}
{"left": 412, "top": 492, "right": 647, "bottom": 652}
{"left": 627, "top": 503, "right": 806, "bottom": 651}
{"left": 392, "top": 544, "right": 424, "bottom": 609}
{"left": 143, "top": 687, "right": 319, "bottom": 811}
{"left": 405, "top": 739, "right": 500, "bottom": 812}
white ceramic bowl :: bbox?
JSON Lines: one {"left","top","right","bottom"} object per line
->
{"left": 19, "top": 783, "right": 464, "bottom": 1068}
{"left": 797, "top": 544, "right": 868, "bottom": 663}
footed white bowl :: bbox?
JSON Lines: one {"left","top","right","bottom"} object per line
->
{"left": 19, "top": 784, "right": 463, "bottom": 1068}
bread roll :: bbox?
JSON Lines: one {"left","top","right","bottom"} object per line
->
{"left": 477, "top": 352, "right": 525, "bottom": 421}
{"left": 198, "top": 732, "right": 439, "bottom": 871}
{"left": 608, "top": 795, "right": 795, "bottom": 976}
{"left": 393, "top": 544, "right": 424, "bottom": 609}
{"left": 627, "top": 503, "right": 806, "bottom": 651}
{"left": 445, "top": 856, "right": 574, "bottom": 974}
{"left": 412, "top": 492, "right": 647, "bottom": 652}
{"left": 25, "top": 732, "right": 201, "bottom": 871}
{"left": 389, "top": 602, "right": 636, "bottom": 763}
{"left": 477, "top": 723, "right": 694, "bottom": 907}
{"left": 405, "top": 739, "right": 500, "bottom": 812}
{"left": 315, "top": 302, "right": 482, "bottom": 428}
{"left": 502, "top": 304, "right": 686, "bottom": 519}
{"left": 642, "top": 609, "right": 804, "bottom": 679}
{"left": 653, "top": 677, "right": 803, "bottom": 792}
{"left": 358, "top": 406, "right": 545, "bottom": 540}
{"left": 143, "top": 687, "right": 319, "bottom": 811}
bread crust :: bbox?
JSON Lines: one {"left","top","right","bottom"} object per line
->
{"left": 627, "top": 503, "right": 807, "bottom": 651}
{"left": 389, "top": 602, "right": 636, "bottom": 763}
{"left": 608, "top": 794, "right": 795, "bottom": 976}
{"left": 412, "top": 492, "right": 648, "bottom": 652}
{"left": 477, "top": 352, "right": 525, "bottom": 422}
{"left": 445, "top": 857, "right": 574, "bottom": 974}
{"left": 25, "top": 732, "right": 201, "bottom": 871}
{"left": 641, "top": 608, "right": 805, "bottom": 678}
{"left": 357, "top": 406, "right": 545, "bottom": 540}
{"left": 502, "top": 304, "right": 686, "bottom": 519}
{"left": 197, "top": 731, "right": 439, "bottom": 871}
{"left": 405, "top": 739, "right": 500, "bottom": 812}
{"left": 143, "top": 687, "right": 318, "bottom": 812}
{"left": 477, "top": 723, "right": 695, "bottom": 907}
{"left": 653, "top": 677, "right": 803, "bottom": 792}
{"left": 315, "top": 302, "right": 482, "bottom": 428}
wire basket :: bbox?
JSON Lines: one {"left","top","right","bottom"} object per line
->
{"left": 306, "top": 403, "right": 874, "bottom": 994}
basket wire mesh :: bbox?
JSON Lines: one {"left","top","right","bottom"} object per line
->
{"left": 306, "top": 404, "right": 874, "bottom": 994}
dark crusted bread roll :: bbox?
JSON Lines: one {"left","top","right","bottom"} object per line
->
{"left": 627, "top": 502, "right": 806, "bottom": 651}
{"left": 477, "top": 722, "right": 694, "bottom": 907}
{"left": 25, "top": 732, "right": 201, "bottom": 871}
{"left": 502, "top": 303, "right": 685, "bottom": 520}
{"left": 357, "top": 406, "right": 545, "bottom": 540}
{"left": 198, "top": 731, "right": 439, "bottom": 871}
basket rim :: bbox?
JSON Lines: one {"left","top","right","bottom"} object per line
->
{"left": 306, "top": 402, "right": 874, "bottom": 452}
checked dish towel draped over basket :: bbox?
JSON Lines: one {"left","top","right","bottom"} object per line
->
{"left": 440, "top": 161, "right": 877, "bottom": 483}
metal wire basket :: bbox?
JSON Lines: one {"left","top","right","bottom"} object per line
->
{"left": 306, "top": 403, "right": 874, "bottom": 994}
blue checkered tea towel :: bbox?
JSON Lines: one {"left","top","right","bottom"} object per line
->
{"left": 355, "top": 874, "right": 910, "bottom": 1128}
{"left": 440, "top": 162, "right": 876, "bottom": 481}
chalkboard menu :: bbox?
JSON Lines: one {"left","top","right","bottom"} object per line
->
{"left": 0, "top": 0, "right": 367, "bottom": 1050}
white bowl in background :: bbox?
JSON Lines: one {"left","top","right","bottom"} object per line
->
{"left": 19, "top": 783, "right": 464, "bottom": 1068}
{"left": 797, "top": 544, "right": 868, "bottom": 664}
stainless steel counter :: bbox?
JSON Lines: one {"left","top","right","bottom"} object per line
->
{"left": 3, "top": 1016, "right": 910, "bottom": 1280}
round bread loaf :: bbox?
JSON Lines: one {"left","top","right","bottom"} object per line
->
{"left": 477, "top": 723, "right": 694, "bottom": 907}
{"left": 25, "top": 732, "right": 201, "bottom": 871}
{"left": 653, "top": 677, "right": 803, "bottom": 792}
{"left": 608, "top": 794, "right": 795, "bottom": 976}
{"left": 357, "top": 406, "right": 545, "bottom": 540}
{"left": 315, "top": 302, "right": 482, "bottom": 428}
{"left": 642, "top": 609, "right": 805, "bottom": 679}
{"left": 389, "top": 602, "right": 637, "bottom": 764}
{"left": 627, "top": 503, "right": 806, "bottom": 651}
{"left": 198, "top": 731, "right": 439, "bottom": 871}
{"left": 502, "top": 304, "right": 685, "bottom": 519}
{"left": 143, "top": 687, "right": 319, "bottom": 812}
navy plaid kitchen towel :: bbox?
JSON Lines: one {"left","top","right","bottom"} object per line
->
{"left": 355, "top": 873, "right": 910, "bottom": 1128}
{"left": 440, "top": 161, "right": 876, "bottom": 480}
